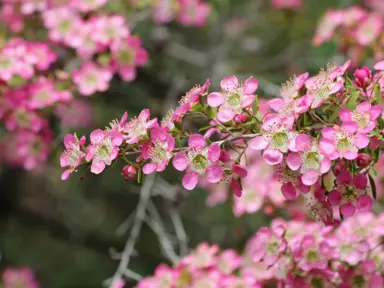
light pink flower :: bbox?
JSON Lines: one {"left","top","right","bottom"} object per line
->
{"left": 20, "top": 0, "right": 47, "bottom": 15}
{"left": 339, "top": 101, "right": 381, "bottom": 133}
{"left": 287, "top": 134, "right": 331, "bottom": 186}
{"left": 172, "top": 134, "right": 222, "bottom": 190}
{"left": 207, "top": 75, "right": 258, "bottom": 122}
{"left": 85, "top": 129, "right": 123, "bottom": 174}
{"left": 355, "top": 13, "right": 382, "bottom": 46}
{"left": 26, "top": 42, "right": 57, "bottom": 71}
{"left": 313, "top": 10, "right": 344, "bottom": 46}
{"left": 319, "top": 122, "right": 370, "bottom": 161}
{"left": 27, "top": 77, "right": 62, "bottom": 109}
{"left": 250, "top": 226, "right": 287, "bottom": 266}
{"left": 152, "top": 0, "right": 177, "bottom": 23}
{"left": 141, "top": 127, "right": 175, "bottom": 174}
{"left": 305, "top": 62, "right": 349, "bottom": 108}
{"left": 268, "top": 73, "right": 312, "bottom": 121}
{"left": 249, "top": 114, "right": 296, "bottom": 165}
{"left": 5, "top": 107, "right": 44, "bottom": 132}
{"left": 54, "top": 99, "right": 93, "bottom": 129}
{"left": 181, "top": 242, "right": 219, "bottom": 268}
{"left": 124, "top": 109, "right": 158, "bottom": 144}
{"left": 70, "top": 0, "right": 108, "bottom": 12}
{"left": 90, "top": 15, "right": 129, "bottom": 46}
{"left": 2, "top": 268, "right": 40, "bottom": 288}
{"left": 42, "top": 7, "right": 82, "bottom": 45}
{"left": 72, "top": 62, "right": 113, "bottom": 96}
{"left": 60, "top": 134, "right": 86, "bottom": 180}
{"left": 178, "top": 0, "right": 211, "bottom": 27}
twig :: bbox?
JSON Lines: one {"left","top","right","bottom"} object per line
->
{"left": 168, "top": 205, "right": 188, "bottom": 256}
{"left": 123, "top": 269, "right": 143, "bottom": 281}
{"left": 145, "top": 200, "right": 180, "bottom": 264}
{"left": 107, "top": 173, "right": 156, "bottom": 288}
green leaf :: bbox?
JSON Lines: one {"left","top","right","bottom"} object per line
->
{"left": 206, "top": 106, "right": 217, "bottom": 119}
{"left": 345, "top": 92, "right": 360, "bottom": 110}
{"left": 8, "top": 75, "right": 26, "bottom": 88}
{"left": 328, "top": 107, "right": 340, "bottom": 123}
{"left": 137, "top": 168, "right": 143, "bottom": 184}
{"left": 190, "top": 103, "right": 203, "bottom": 112}
{"left": 368, "top": 174, "right": 377, "bottom": 200}
{"left": 375, "top": 84, "right": 382, "bottom": 105}
{"left": 252, "top": 95, "right": 262, "bottom": 120}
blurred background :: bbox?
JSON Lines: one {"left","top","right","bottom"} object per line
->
{"left": 0, "top": 0, "right": 381, "bottom": 287}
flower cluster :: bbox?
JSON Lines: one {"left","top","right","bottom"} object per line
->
{"left": 313, "top": 5, "right": 384, "bottom": 65}
{"left": 129, "top": 0, "right": 211, "bottom": 27}
{"left": 62, "top": 61, "right": 384, "bottom": 223}
{"left": 0, "top": 1, "right": 153, "bottom": 171}
{"left": 1, "top": 267, "right": 40, "bottom": 288}
{"left": 134, "top": 212, "right": 384, "bottom": 287}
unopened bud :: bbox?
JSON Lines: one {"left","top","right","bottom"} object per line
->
{"left": 356, "top": 153, "right": 371, "bottom": 168}
{"left": 354, "top": 67, "right": 372, "bottom": 88}
{"left": 122, "top": 165, "right": 137, "bottom": 180}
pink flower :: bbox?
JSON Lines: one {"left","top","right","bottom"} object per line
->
{"left": 268, "top": 73, "right": 312, "bottom": 121}
{"left": 5, "top": 107, "right": 44, "bottom": 132}
{"left": 355, "top": 14, "right": 382, "bottom": 46}
{"left": 339, "top": 101, "right": 381, "bottom": 133}
{"left": 305, "top": 62, "right": 349, "bottom": 108}
{"left": 141, "top": 127, "right": 175, "bottom": 174}
{"left": 181, "top": 242, "right": 219, "bottom": 268}
{"left": 85, "top": 129, "right": 123, "bottom": 174}
{"left": 374, "top": 60, "right": 384, "bottom": 71}
{"left": 70, "top": 0, "right": 108, "bottom": 12}
{"left": 111, "top": 279, "right": 125, "bottom": 288}
{"left": 250, "top": 226, "right": 287, "bottom": 266}
{"left": 54, "top": 99, "right": 93, "bottom": 129}
{"left": 313, "top": 10, "right": 344, "bottom": 46}
{"left": 354, "top": 67, "right": 372, "bottom": 88}
{"left": 27, "top": 42, "right": 56, "bottom": 71}
{"left": 172, "top": 134, "right": 222, "bottom": 190}
{"left": 2, "top": 268, "right": 40, "bottom": 288}
{"left": 207, "top": 75, "right": 258, "bottom": 122}
{"left": 90, "top": 15, "right": 129, "bottom": 46}
{"left": 124, "top": 109, "right": 158, "bottom": 144}
{"left": 286, "top": 134, "right": 331, "bottom": 186}
{"left": 20, "top": 0, "right": 47, "bottom": 15}
{"left": 110, "top": 35, "right": 149, "bottom": 81}
{"left": 249, "top": 114, "right": 296, "bottom": 165}
{"left": 60, "top": 134, "right": 86, "bottom": 180}
{"left": 27, "top": 77, "right": 62, "bottom": 109}
{"left": 72, "top": 62, "right": 113, "bottom": 96}
{"left": 152, "top": 0, "right": 177, "bottom": 23}
{"left": 327, "top": 172, "right": 373, "bottom": 217}
{"left": 178, "top": 0, "right": 211, "bottom": 27}
{"left": 271, "top": 0, "right": 303, "bottom": 10}
{"left": 42, "top": 7, "right": 82, "bottom": 45}
{"left": 216, "top": 249, "right": 242, "bottom": 274}
{"left": 174, "top": 79, "right": 210, "bottom": 118}
{"left": 319, "top": 122, "right": 370, "bottom": 161}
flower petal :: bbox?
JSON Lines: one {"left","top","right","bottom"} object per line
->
{"left": 188, "top": 134, "right": 206, "bottom": 149}
{"left": 281, "top": 182, "right": 298, "bottom": 200}
{"left": 249, "top": 136, "right": 269, "bottom": 150}
{"left": 263, "top": 149, "right": 283, "bottom": 165}
{"left": 206, "top": 164, "right": 223, "bottom": 183}
{"left": 301, "top": 169, "right": 319, "bottom": 186}
{"left": 143, "top": 163, "right": 157, "bottom": 174}
{"left": 182, "top": 172, "right": 199, "bottom": 190}
{"left": 286, "top": 152, "right": 302, "bottom": 171}
{"left": 172, "top": 152, "right": 189, "bottom": 171}
{"left": 243, "top": 77, "right": 258, "bottom": 94}
{"left": 207, "top": 92, "right": 225, "bottom": 107}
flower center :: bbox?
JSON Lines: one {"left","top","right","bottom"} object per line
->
{"left": 304, "top": 151, "right": 320, "bottom": 169}
{"left": 267, "top": 240, "right": 279, "bottom": 254}
{"left": 270, "top": 131, "right": 288, "bottom": 150}
{"left": 227, "top": 93, "right": 241, "bottom": 107}
{"left": 191, "top": 154, "right": 208, "bottom": 173}
{"left": 337, "top": 137, "right": 351, "bottom": 151}
{"left": 306, "top": 250, "right": 318, "bottom": 262}
{"left": 118, "top": 49, "right": 134, "bottom": 65}
{"left": 149, "top": 141, "right": 168, "bottom": 163}
{"left": 352, "top": 112, "right": 369, "bottom": 128}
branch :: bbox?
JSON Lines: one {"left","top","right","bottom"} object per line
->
{"left": 107, "top": 173, "right": 156, "bottom": 288}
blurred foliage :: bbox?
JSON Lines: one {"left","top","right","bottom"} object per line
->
{"left": 0, "top": 0, "right": 370, "bottom": 287}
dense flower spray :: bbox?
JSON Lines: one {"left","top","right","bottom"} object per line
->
{"left": 134, "top": 212, "right": 384, "bottom": 287}
{"left": 62, "top": 60, "right": 384, "bottom": 224}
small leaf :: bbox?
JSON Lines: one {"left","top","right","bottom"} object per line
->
{"left": 368, "top": 174, "right": 377, "bottom": 200}
{"left": 205, "top": 106, "right": 217, "bottom": 119}
{"left": 328, "top": 107, "right": 341, "bottom": 123}
{"left": 375, "top": 84, "right": 382, "bottom": 105}
{"left": 137, "top": 168, "right": 143, "bottom": 184}
{"left": 346, "top": 92, "right": 359, "bottom": 110}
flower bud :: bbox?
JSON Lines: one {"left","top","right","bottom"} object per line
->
{"left": 354, "top": 67, "right": 372, "bottom": 88}
{"left": 356, "top": 153, "right": 371, "bottom": 168}
{"left": 233, "top": 113, "right": 249, "bottom": 125}
{"left": 122, "top": 165, "right": 137, "bottom": 180}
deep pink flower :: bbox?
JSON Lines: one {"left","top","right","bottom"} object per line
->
{"left": 141, "top": 127, "right": 175, "bottom": 174}
{"left": 207, "top": 75, "right": 258, "bottom": 122}
{"left": 60, "top": 134, "right": 86, "bottom": 180}
{"left": 2, "top": 268, "right": 40, "bottom": 288}
{"left": 27, "top": 77, "right": 62, "bottom": 109}
{"left": 90, "top": 15, "right": 129, "bottom": 46}
{"left": 249, "top": 114, "right": 296, "bottom": 165}
{"left": 354, "top": 67, "right": 372, "bottom": 88}
{"left": 122, "top": 164, "right": 137, "bottom": 180}
{"left": 174, "top": 80, "right": 210, "bottom": 118}
{"left": 172, "top": 134, "right": 222, "bottom": 190}
{"left": 178, "top": 0, "right": 211, "bottom": 27}
{"left": 85, "top": 129, "right": 123, "bottom": 174}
